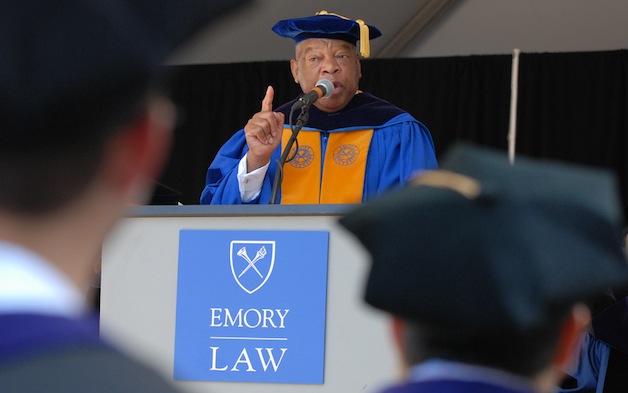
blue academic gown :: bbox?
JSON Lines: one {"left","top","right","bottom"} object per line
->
{"left": 558, "top": 332, "right": 611, "bottom": 393}
{"left": 200, "top": 92, "right": 438, "bottom": 204}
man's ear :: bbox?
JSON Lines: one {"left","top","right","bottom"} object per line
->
{"left": 552, "top": 303, "right": 591, "bottom": 369}
{"left": 391, "top": 316, "right": 405, "bottom": 353}
{"left": 357, "top": 55, "right": 362, "bottom": 79}
{"left": 391, "top": 316, "right": 412, "bottom": 377}
{"left": 290, "top": 58, "right": 299, "bottom": 84}
{"left": 103, "top": 96, "right": 176, "bottom": 204}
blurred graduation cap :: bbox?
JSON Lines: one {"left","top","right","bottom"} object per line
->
{"left": 272, "top": 10, "right": 382, "bottom": 58}
{"left": 0, "top": 0, "right": 249, "bottom": 151}
{"left": 339, "top": 142, "right": 628, "bottom": 332}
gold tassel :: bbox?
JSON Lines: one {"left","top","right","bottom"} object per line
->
{"left": 356, "top": 19, "right": 369, "bottom": 58}
{"left": 314, "top": 10, "right": 371, "bottom": 58}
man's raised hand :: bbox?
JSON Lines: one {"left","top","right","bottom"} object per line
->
{"left": 244, "top": 85, "right": 285, "bottom": 172}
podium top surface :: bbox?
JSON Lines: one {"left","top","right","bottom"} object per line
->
{"left": 126, "top": 204, "right": 356, "bottom": 217}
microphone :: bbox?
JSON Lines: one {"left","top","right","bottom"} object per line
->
{"left": 291, "top": 79, "right": 334, "bottom": 110}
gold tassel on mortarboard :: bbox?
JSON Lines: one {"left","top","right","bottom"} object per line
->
{"left": 315, "top": 10, "right": 371, "bottom": 58}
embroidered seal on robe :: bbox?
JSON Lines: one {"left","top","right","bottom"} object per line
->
{"left": 280, "top": 128, "right": 374, "bottom": 204}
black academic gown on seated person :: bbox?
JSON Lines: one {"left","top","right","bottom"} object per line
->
{"left": 0, "top": 313, "right": 182, "bottom": 393}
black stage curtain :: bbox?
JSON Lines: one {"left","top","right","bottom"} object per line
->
{"left": 160, "top": 50, "right": 628, "bottom": 218}
{"left": 517, "top": 51, "right": 628, "bottom": 198}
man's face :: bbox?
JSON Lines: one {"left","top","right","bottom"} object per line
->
{"left": 290, "top": 38, "right": 361, "bottom": 113}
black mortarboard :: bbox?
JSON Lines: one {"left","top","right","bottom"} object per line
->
{"left": 339, "top": 142, "right": 628, "bottom": 332}
{"left": 0, "top": 0, "right": 248, "bottom": 151}
{"left": 272, "top": 10, "right": 382, "bottom": 58}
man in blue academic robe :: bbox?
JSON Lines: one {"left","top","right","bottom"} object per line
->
{"left": 201, "top": 11, "right": 437, "bottom": 205}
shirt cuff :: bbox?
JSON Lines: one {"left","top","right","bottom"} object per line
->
{"left": 237, "top": 154, "right": 269, "bottom": 202}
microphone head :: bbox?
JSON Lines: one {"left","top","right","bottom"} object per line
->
{"left": 316, "top": 79, "right": 334, "bottom": 98}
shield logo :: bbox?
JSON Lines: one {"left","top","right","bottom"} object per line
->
{"left": 229, "top": 240, "right": 275, "bottom": 294}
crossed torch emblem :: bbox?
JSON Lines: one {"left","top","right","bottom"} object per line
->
{"left": 236, "top": 246, "right": 267, "bottom": 278}
{"left": 230, "top": 241, "right": 275, "bottom": 294}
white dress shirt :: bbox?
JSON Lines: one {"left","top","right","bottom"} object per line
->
{"left": 0, "top": 241, "right": 85, "bottom": 317}
{"left": 237, "top": 153, "right": 269, "bottom": 202}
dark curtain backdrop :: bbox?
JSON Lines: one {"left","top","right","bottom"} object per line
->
{"left": 159, "top": 49, "right": 628, "bottom": 218}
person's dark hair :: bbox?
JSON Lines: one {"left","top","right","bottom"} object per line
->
{"left": 0, "top": 79, "right": 166, "bottom": 215}
{"left": 401, "top": 307, "right": 572, "bottom": 377}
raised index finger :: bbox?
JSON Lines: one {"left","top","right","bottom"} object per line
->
{"left": 260, "top": 85, "right": 274, "bottom": 112}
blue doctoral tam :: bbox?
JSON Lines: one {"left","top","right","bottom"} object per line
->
{"left": 272, "top": 10, "right": 382, "bottom": 58}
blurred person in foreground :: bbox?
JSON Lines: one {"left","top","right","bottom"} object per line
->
{"left": 200, "top": 10, "right": 437, "bottom": 205}
{"left": 339, "top": 143, "right": 628, "bottom": 393}
{"left": 0, "top": 0, "right": 247, "bottom": 391}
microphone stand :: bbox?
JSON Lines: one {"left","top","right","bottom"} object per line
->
{"left": 269, "top": 105, "right": 310, "bottom": 204}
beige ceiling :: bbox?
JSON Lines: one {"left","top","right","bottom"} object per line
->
{"left": 169, "top": 0, "right": 628, "bottom": 65}
{"left": 169, "top": 0, "right": 454, "bottom": 64}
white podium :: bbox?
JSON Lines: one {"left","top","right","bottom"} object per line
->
{"left": 100, "top": 205, "right": 398, "bottom": 393}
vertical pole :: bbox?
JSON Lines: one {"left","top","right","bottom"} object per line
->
{"left": 508, "top": 48, "right": 521, "bottom": 164}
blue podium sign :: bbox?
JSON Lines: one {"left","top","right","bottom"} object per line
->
{"left": 174, "top": 230, "right": 329, "bottom": 384}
